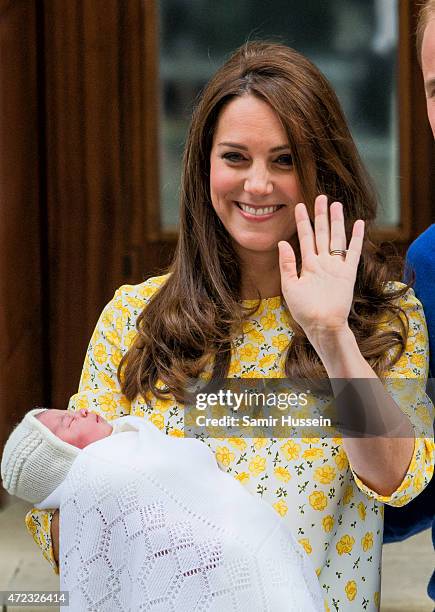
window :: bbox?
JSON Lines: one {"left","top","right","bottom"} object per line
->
{"left": 158, "top": 0, "right": 400, "bottom": 232}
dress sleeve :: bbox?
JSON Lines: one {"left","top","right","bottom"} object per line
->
{"left": 24, "top": 286, "right": 133, "bottom": 572}
{"left": 350, "top": 287, "right": 435, "bottom": 506}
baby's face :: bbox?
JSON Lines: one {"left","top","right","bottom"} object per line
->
{"left": 37, "top": 409, "right": 113, "bottom": 449}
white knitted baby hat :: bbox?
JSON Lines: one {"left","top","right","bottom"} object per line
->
{"left": 1, "top": 408, "right": 79, "bottom": 504}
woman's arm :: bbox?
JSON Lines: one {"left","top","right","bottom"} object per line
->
{"left": 278, "top": 196, "right": 433, "bottom": 498}
{"left": 51, "top": 510, "right": 59, "bottom": 564}
{"left": 309, "top": 325, "right": 414, "bottom": 496}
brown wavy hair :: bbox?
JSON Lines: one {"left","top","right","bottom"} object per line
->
{"left": 120, "top": 41, "right": 409, "bottom": 403}
{"left": 417, "top": 0, "right": 435, "bottom": 64}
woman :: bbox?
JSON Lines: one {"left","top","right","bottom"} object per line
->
{"left": 27, "top": 42, "right": 434, "bottom": 611}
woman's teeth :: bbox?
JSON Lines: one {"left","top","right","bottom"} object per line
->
{"left": 237, "top": 203, "right": 281, "bottom": 216}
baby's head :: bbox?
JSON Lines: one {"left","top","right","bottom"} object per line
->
{"left": 36, "top": 408, "right": 113, "bottom": 449}
{"left": 1, "top": 408, "right": 113, "bottom": 503}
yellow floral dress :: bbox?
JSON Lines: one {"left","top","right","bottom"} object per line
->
{"left": 26, "top": 274, "right": 435, "bottom": 611}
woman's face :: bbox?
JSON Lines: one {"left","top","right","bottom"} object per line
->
{"left": 209, "top": 94, "right": 302, "bottom": 258}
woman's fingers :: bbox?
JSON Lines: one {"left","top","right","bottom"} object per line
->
{"left": 278, "top": 240, "right": 298, "bottom": 280}
{"left": 346, "top": 220, "right": 365, "bottom": 267}
{"left": 314, "top": 195, "right": 330, "bottom": 254}
{"left": 294, "top": 202, "right": 316, "bottom": 260}
{"left": 329, "top": 201, "right": 347, "bottom": 251}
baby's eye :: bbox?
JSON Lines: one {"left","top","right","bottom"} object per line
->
{"left": 275, "top": 154, "right": 293, "bottom": 166}
{"left": 221, "top": 152, "right": 246, "bottom": 162}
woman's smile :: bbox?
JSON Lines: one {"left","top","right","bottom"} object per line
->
{"left": 235, "top": 201, "right": 286, "bottom": 220}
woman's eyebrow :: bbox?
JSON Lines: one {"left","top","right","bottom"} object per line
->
{"left": 217, "top": 142, "right": 290, "bottom": 152}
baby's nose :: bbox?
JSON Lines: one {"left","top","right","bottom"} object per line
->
{"left": 79, "top": 408, "right": 88, "bottom": 417}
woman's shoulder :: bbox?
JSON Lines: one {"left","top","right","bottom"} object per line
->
{"left": 383, "top": 281, "right": 427, "bottom": 333}
{"left": 112, "top": 274, "right": 170, "bottom": 307}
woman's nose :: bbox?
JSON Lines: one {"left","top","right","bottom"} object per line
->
{"left": 244, "top": 167, "right": 273, "bottom": 196}
{"left": 79, "top": 408, "right": 88, "bottom": 417}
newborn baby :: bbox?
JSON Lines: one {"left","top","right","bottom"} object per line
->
{"left": 1, "top": 409, "right": 325, "bottom": 611}
{"left": 1, "top": 408, "right": 114, "bottom": 504}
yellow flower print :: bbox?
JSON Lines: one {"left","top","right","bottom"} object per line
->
{"left": 98, "top": 372, "right": 117, "bottom": 390}
{"left": 413, "top": 470, "right": 424, "bottom": 492}
{"left": 314, "top": 466, "right": 336, "bottom": 485}
{"left": 42, "top": 513, "right": 50, "bottom": 532}
{"left": 272, "top": 333, "right": 290, "bottom": 352}
{"left": 410, "top": 353, "right": 426, "bottom": 369}
{"left": 228, "top": 437, "right": 247, "bottom": 451}
{"left": 235, "top": 472, "right": 250, "bottom": 483}
{"left": 249, "top": 455, "right": 267, "bottom": 476}
{"left": 273, "top": 500, "right": 288, "bottom": 517}
{"left": 303, "top": 447, "right": 324, "bottom": 460}
{"left": 334, "top": 448, "right": 348, "bottom": 470}
{"left": 298, "top": 538, "right": 312, "bottom": 554}
{"left": 149, "top": 412, "right": 165, "bottom": 430}
{"left": 332, "top": 436, "right": 342, "bottom": 445}
{"left": 416, "top": 405, "right": 433, "bottom": 426}
{"left": 280, "top": 309, "right": 291, "bottom": 327}
{"left": 394, "top": 494, "right": 412, "bottom": 507}
{"left": 115, "top": 315, "right": 126, "bottom": 332}
{"left": 309, "top": 491, "right": 328, "bottom": 511}
{"left": 216, "top": 446, "right": 235, "bottom": 467}
{"left": 259, "top": 354, "right": 275, "bottom": 369}
{"left": 336, "top": 534, "right": 355, "bottom": 555}
{"left": 253, "top": 438, "right": 267, "bottom": 450}
{"left": 138, "top": 285, "right": 158, "bottom": 298}
{"left": 124, "top": 330, "right": 138, "bottom": 348}
{"left": 97, "top": 393, "right": 117, "bottom": 414}
{"left": 105, "top": 330, "right": 120, "bottom": 346}
{"left": 361, "top": 532, "right": 373, "bottom": 552}
{"left": 357, "top": 502, "right": 366, "bottom": 520}
{"left": 322, "top": 515, "right": 334, "bottom": 532}
{"left": 345, "top": 580, "right": 357, "bottom": 601}
{"left": 302, "top": 437, "right": 320, "bottom": 444}
{"left": 374, "top": 592, "right": 380, "bottom": 607}
{"left": 239, "top": 343, "right": 260, "bottom": 362}
{"left": 119, "top": 396, "right": 131, "bottom": 413}
{"left": 126, "top": 296, "right": 145, "bottom": 309}
{"left": 93, "top": 343, "right": 108, "bottom": 364}
{"left": 414, "top": 330, "right": 426, "bottom": 344}
{"left": 248, "top": 328, "right": 266, "bottom": 344}
{"left": 268, "top": 296, "right": 281, "bottom": 309}
{"left": 111, "top": 349, "right": 123, "bottom": 368}
{"left": 155, "top": 398, "right": 174, "bottom": 413}
{"left": 228, "top": 359, "right": 241, "bottom": 376}
{"left": 280, "top": 440, "right": 301, "bottom": 460}
{"left": 343, "top": 485, "right": 354, "bottom": 505}
{"left": 274, "top": 467, "right": 291, "bottom": 482}
{"left": 260, "top": 311, "right": 278, "bottom": 330}
{"left": 102, "top": 310, "right": 114, "bottom": 327}
{"left": 169, "top": 428, "right": 184, "bottom": 437}
{"left": 75, "top": 397, "right": 90, "bottom": 411}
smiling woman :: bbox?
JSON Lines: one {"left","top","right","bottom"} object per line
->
{"left": 25, "top": 41, "right": 434, "bottom": 612}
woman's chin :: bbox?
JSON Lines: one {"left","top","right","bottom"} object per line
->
{"left": 234, "top": 237, "right": 283, "bottom": 255}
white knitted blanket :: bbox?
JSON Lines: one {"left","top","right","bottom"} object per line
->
{"left": 41, "top": 417, "right": 323, "bottom": 612}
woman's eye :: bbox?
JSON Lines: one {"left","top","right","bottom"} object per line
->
{"left": 222, "top": 152, "right": 245, "bottom": 162}
{"left": 275, "top": 154, "right": 293, "bottom": 166}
